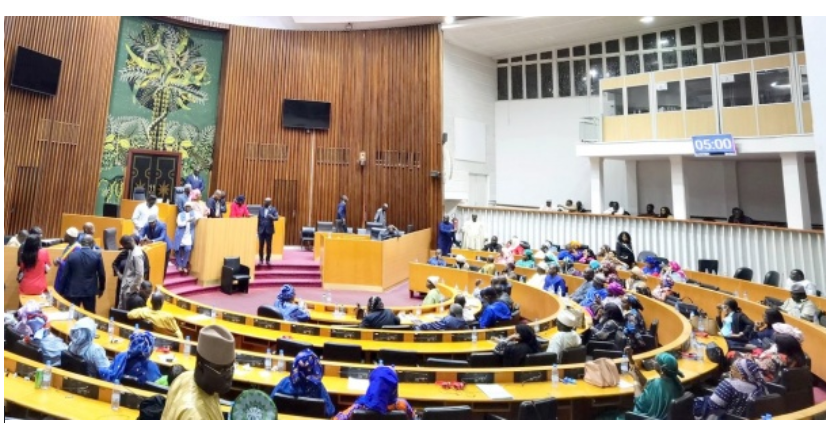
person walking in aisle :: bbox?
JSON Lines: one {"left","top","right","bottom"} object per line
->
{"left": 258, "top": 198, "right": 279, "bottom": 267}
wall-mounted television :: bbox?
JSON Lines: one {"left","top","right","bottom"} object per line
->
{"left": 10, "top": 46, "right": 62, "bottom": 96}
{"left": 282, "top": 99, "right": 331, "bottom": 130}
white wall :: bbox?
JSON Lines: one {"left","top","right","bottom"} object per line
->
{"left": 443, "top": 42, "right": 497, "bottom": 211}
{"left": 637, "top": 161, "right": 673, "bottom": 213}
{"left": 803, "top": 16, "right": 826, "bottom": 237}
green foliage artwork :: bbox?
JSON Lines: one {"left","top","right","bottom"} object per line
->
{"left": 96, "top": 17, "right": 223, "bottom": 214}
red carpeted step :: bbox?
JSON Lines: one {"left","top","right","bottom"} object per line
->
{"left": 250, "top": 278, "right": 322, "bottom": 288}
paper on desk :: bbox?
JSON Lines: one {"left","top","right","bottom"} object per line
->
{"left": 477, "top": 384, "right": 514, "bottom": 400}
{"left": 185, "top": 314, "right": 212, "bottom": 322}
{"left": 347, "top": 377, "right": 370, "bottom": 391}
{"left": 44, "top": 311, "right": 72, "bottom": 321}
{"left": 618, "top": 379, "right": 636, "bottom": 389}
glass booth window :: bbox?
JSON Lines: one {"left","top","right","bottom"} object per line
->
{"left": 703, "top": 46, "right": 722, "bottom": 64}
{"left": 686, "top": 78, "right": 713, "bottom": 110}
{"left": 643, "top": 52, "right": 659, "bottom": 72}
{"left": 497, "top": 67, "right": 509, "bottom": 100}
{"left": 557, "top": 61, "right": 571, "bottom": 97}
{"left": 525, "top": 64, "right": 538, "bottom": 99}
{"left": 625, "top": 54, "right": 641, "bottom": 75}
{"left": 540, "top": 62, "right": 553, "bottom": 98}
{"left": 627, "top": 85, "right": 650, "bottom": 114}
{"left": 574, "top": 60, "right": 587, "bottom": 96}
{"left": 603, "top": 88, "right": 624, "bottom": 116}
{"left": 801, "top": 65, "right": 809, "bottom": 101}
{"left": 756, "top": 68, "right": 791, "bottom": 104}
{"left": 725, "top": 45, "right": 744, "bottom": 61}
{"left": 590, "top": 58, "right": 603, "bottom": 96}
{"left": 681, "top": 49, "right": 698, "bottom": 67}
{"left": 662, "top": 51, "right": 677, "bottom": 70}
{"left": 511, "top": 65, "right": 523, "bottom": 100}
{"left": 680, "top": 26, "right": 697, "bottom": 46}
{"left": 656, "top": 81, "right": 682, "bottom": 112}
{"left": 605, "top": 56, "right": 620, "bottom": 78}
{"left": 721, "top": 73, "right": 753, "bottom": 107}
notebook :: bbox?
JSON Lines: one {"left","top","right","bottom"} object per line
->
{"left": 477, "top": 384, "right": 514, "bottom": 400}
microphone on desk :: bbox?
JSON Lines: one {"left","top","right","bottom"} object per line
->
{"left": 521, "top": 373, "right": 545, "bottom": 386}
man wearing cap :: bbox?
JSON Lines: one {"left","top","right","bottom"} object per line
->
{"left": 454, "top": 254, "right": 469, "bottom": 270}
{"left": 547, "top": 309, "right": 582, "bottom": 358}
{"left": 62, "top": 236, "right": 106, "bottom": 312}
{"left": 781, "top": 284, "right": 820, "bottom": 322}
{"left": 257, "top": 197, "right": 279, "bottom": 267}
{"left": 132, "top": 195, "right": 159, "bottom": 234}
{"left": 422, "top": 277, "right": 444, "bottom": 306}
{"left": 163, "top": 325, "right": 235, "bottom": 420}
{"left": 139, "top": 214, "right": 172, "bottom": 276}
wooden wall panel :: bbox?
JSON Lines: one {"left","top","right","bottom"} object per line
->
{"left": 4, "top": 16, "right": 121, "bottom": 236}
{"left": 214, "top": 25, "right": 443, "bottom": 244}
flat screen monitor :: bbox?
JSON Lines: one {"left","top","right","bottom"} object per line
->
{"left": 282, "top": 99, "right": 331, "bottom": 130}
{"left": 10, "top": 46, "right": 62, "bottom": 96}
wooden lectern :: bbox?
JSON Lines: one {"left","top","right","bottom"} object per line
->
{"left": 189, "top": 218, "right": 257, "bottom": 286}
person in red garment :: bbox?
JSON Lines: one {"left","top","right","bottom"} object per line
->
{"left": 18, "top": 235, "right": 51, "bottom": 295}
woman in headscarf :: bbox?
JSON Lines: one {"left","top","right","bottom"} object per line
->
{"left": 188, "top": 189, "right": 210, "bottom": 217}
{"left": 664, "top": 261, "right": 687, "bottom": 283}
{"left": 628, "top": 351, "right": 684, "bottom": 419}
{"left": 174, "top": 202, "right": 199, "bottom": 275}
{"left": 580, "top": 275, "right": 608, "bottom": 314}
{"left": 589, "top": 259, "right": 601, "bottom": 272}
{"left": 642, "top": 256, "right": 662, "bottom": 277}
{"left": 230, "top": 195, "right": 251, "bottom": 218}
{"left": 652, "top": 275, "right": 675, "bottom": 301}
{"left": 17, "top": 235, "right": 51, "bottom": 295}
{"left": 509, "top": 236, "right": 525, "bottom": 256}
{"left": 615, "top": 232, "right": 635, "bottom": 268}
{"left": 622, "top": 295, "right": 647, "bottom": 352}
{"left": 273, "top": 285, "right": 310, "bottom": 322}
{"left": 102, "top": 331, "right": 161, "bottom": 385}
{"left": 754, "top": 333, "right": 807, "bottom": 383}
{"left": 13, "top": 301, "right": 48, "bottom": 338}
{"left": 603, "top": 282, "right": 626, "bottom": 308}
{"left": 495, "top": 324, "right": 541, "bottom": 367}
{"left": 360, "top": 296, "right": 400, "bottom": 329}
{"left": 693, "top": 358, "right": 767, "bottom": 419}
{"left": 68, "top": 317, "right": 110, "bottom": 378}
{"left": 272, "top": 349, "right": 335, "bottom": 417}
{"left": 561, "top": 257, "right": 582, "bottom": 277}
{"left": 749, "top": 308, "right": 785, "bottom": 349}
{"left": 593, "top": 303, "right": 627, "bottom": 350}
{"left": 515, "top": 249, "right": 535, "bottom": 269}
{"left": 333, "top": 366, "right": 415, "bottom": 420}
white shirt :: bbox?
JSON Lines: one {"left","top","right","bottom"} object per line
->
{"left": 527, "top": 274, "right": 546, "bottom": 290}
{"left": 547, "top": 330, "right": 582, "bottom": 358}
{"left": 782, "top": 279, "right": 817, "bottom": 296}
{"left": 132, "top": 203, "right": 159, "bottom": 232}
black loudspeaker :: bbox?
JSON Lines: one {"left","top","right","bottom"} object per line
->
{"left": 430, "top": 171, "right": 441, "bottom": 178}
{"left": 102, "top": 203, "right": 120, "bottom": 218}
{"left": 442, "top": 133, "right": 448, "bottom": 145}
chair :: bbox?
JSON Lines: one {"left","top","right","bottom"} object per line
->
{"left": 356, "top": 228, "right": 369, "bottom": 236}
{"left": 377, "top": 349, "right": 418, "bottom": 367}
{"left": 469, "top": 352, "right": 501, "bottom": 368}
{"left": 110, "top": 308, "right": 154, "bottom": 331}
{"left": 103, "top": 228, "right": 118, "bottom": 251}
{"left": 122, "top": 376, "right": 169, "bottom": 394}
{"left": 406, "top": 224, "right": 414, "bottom": 233}
{"left": 733, "top": 267, "right": 754, "bottom": 281}
{"left": 747, "top": 394, "right": 785, "bottom": 419}
{"left": 323, "top": 343, "right": 363, "bottom": 363}
{"left": 316, "top": 221, "right": 334, "bottom": 232}
{"left": 560, "top": 345, "right": 586, "bottom": 379}
{"left": 300, "top": 227, "right": 315, "bottom": 251}
{"left": 370, "top": 228, "right": 383, "bottom": 240}
{"left": 637, "top": 250, "right": 657, "bottom": 262}
{"left": 425, "top": 358, "right": 469, "bottom": 368}
{"left": 276, "top": 338, "right": 314, "bottom": 357}
{"left": 381, "top": 325, "right": 412, "bottom": 330}
{"left": 133, "top": 187, "right": 146, "bottom": 201}
{"left": 5, "top": 325, "right": 22, "bottom": 349}
{"left": 765, "top": 382, "right": 787, "bottom": 395}
{"left": 272, "top": 393, "right": 328, "bottom": 419}
{"left": 524, "top": 352, "right": 558, "bottom": 366}
{"left": 780, "top": 367, "right": 814, "bottom": 411}
{"left": 649, "top": 319, "right": 659, "bottom": 342}
{"left": 592, "top": 349, "right": 623, "bottom": 359}
{"left": 256, "top": 306, "right": 283, "bottom": 320}
{"left": 762, "top": 271, "right": 781, "bottom": 287}
{"left": 422, "top": 405, "right": 472, "bottom": 420}
{"left": 352, "top": 410, "right": 409, "bottom": 420}
{"left": 698, "top": 259, "right": 719, "bottom": 274}
{"left": 586, "top": 340, "right": 616, "bottom": 356}
{"left": 640, "top": 334, "right": 657, "bottom": 352}
{"left": 10, "top": 341, "right": 42, "bottom": 363}
{"left": 508, "top": 309, "right": 521, "bottom": 326}
{"left": 667, "top": 392, "right": 695, "bottom": 420}
{"left": 221, "top": 257, "right": 250, "bottom": 295}
{"left": 517, "top": 398, "right": 558, "bottom": 419}
{"left": 60, "top": 351, "right": 93, "bottom": 377}
{"left": 366, "top": 222, "right": 385, "bottom": 232}
{"left": 468, "top": 265, "right": 481, "bottom": 272}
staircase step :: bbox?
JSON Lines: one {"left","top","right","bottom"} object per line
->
{"left": 164, "top": 275, "right": 198, "bottom": 287}
{"left": 255, "top": 269, "right": 320, "bottom": 278}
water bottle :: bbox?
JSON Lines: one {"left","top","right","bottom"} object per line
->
{"left": 327, "top": 291, "right": 333, "bottom": 304}
{"left": 621, "top": 352, "right": 629, "bottom": 374}
{"left": 276, "top": 350, "right": 285, "bottom": 372}
{"left": 264, "top": 348, "right": 273, "bottom": 371}
{"left": 69, "top": 304, "right": 75, "bottom": 320}
{"left": 471, "top": 327, "right": 478, "bottom": 344}
{"left": 533, "top": 319, "right": 540, "bottom": 333}
{"left": 698, "top": 315, "right": 706, "bottom": 333}
{"left": 298, "top": 299, "right": 305, "bottom": 310}
{"left": 210, "top": 307, "right": 217, "bottom": 319}
{"left": 107, "top": 317, "right": 115, "bottom": 340}
{"left": 761, "top": 413, "right": 772, "bottom": 420}
{"left": 733, "top": 290, "right": 739, "bottom": 298}
{"left": 183, "top": 336, "right": 191, "bottom": 359}
{"left": 697, "top": 341, "right": 706, "bottom": 361}
{"left": 551, "top": 363, "right": 560, "bottom": 385}
{"left": 42, "top": 361, "right": 52, "bottom": 390}
{"left": 111, "top": 379, "right": 121, "bottom": 410}
{"left": 378, "top": 359, "right": 384, "bottom": 366}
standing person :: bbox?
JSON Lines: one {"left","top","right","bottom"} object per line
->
{"left": 461, "top": 214, "right": 486, "bottom": 250}
{"left": 437, "top": 215, "right": 455, "bottom": 256}
{"left": 131, "top": 195, "right": 159, "bottom": 234}
{"left": 63, "top": 237, "right": 106, "bottom": 312}
{"left": 206, "top": 190, "right": 226, "bottom": 218}
{"left": 615, "top": 231, "right": 635, "bottom": 268}
{"left": 373, "top": 203, "right": 388, "bottom": 226}
{"left": 139, "top": 214, "right": 171, "bottom": 276}
{"left": 117, "top": 235, "right": 145, "bottom": 308}
{"left": 189, "top": 189, "right": 210, "bottom": 217}
{"left": 17, "top": 235, "right": 51, "bottom": 295}
{"left": 257, "top": 198, "right": 279, "bottom": 267}
{"left": 336, "top": 195, "right": 348, "bottom": 233}
{"left": 184, "top": 168, "right": 205, "bottom": 192}
{"left": 53, "top": 228, "right": 80, "bottom": 296}
{"left": 162, "top": 325, "right": 236, "bottom": 420}
{"left": 174, "top": 185, "right": 191, "bottom": 214}
{"left": 230, "top": 195, "right": 251, "bottom": 218}
{"left": 173, "top": 202, "right": 198, "bottom": 275}
{"left": 78, "top": 222, "right": 96, "bottom": 244}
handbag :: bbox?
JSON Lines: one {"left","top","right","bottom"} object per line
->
{"left": 705, "top": 341, "right": 725, "bottom": 365}
{"left": 584, "top": 358, "right": 620, "bottom": 388}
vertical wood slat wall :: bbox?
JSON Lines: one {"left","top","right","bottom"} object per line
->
{"left": 214, "top": 25, "right": 443, "bottom": 244}
{"left": 4, "top": 18, "right": 444, "bottom": 245}
{"left": 4, "top": 16, "right": 121, "bottom": 236}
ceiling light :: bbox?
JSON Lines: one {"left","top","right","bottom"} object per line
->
{"left": 444, "top": 16, "right": 456, "bottom": 24}
{"left": 640, "top": 16, "right": 654, "bottom": 24}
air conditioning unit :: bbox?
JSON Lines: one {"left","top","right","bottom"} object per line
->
{"left": 579, "top": 116, "right": 602, "bottom": 143}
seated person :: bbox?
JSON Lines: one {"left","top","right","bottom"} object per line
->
{"left": 483, "top": 236, "right": 502, "bottom": 252}
{"left": 454, "top": 255, "right": 470, "bottom": 270}
{"left": 360, "top": 296, "right": 399, "bottom": 329}
{"left": 155, "top": 364, "right": 185, "bottom": 387}
{"left": 716, "top": 298, "right": 755, "bottom": 350}
{"left": 642, "top": 256, "right": 662, "bottom": 277}
{"left": 579, "top": 275, "right": 608, "bottom": 312}
{"left": 622, "top": 295, "right": 647, "bottom": 351}
{"left": 127, "top": 291, "right": 184, "bottom": 339}
{"left": 780, "top": 284, "right": 819, "bottom": 322}
{"left": 556, "top": 199, "right": 577, "bottom": 212}
{"left": 556, "top": 242, "right": 583, "bottom": 262}
{"left": 628, "top": 351, "right": 684, "bottom": 419}
{"left": 754, "top": 333, "right": 807, "bottom": 383}
{"left": 495, "top": 324, "right": 540, "bottom": 367}
{"left": 422, "top": 277, "right": 444, "bottom": 306}
{"left": 652, "top": 275, "right": 675, "bottom": 301}
{"left": 592, "top": 303, "right": 627, "bottom": 350}
{"left": 638, "top": 204, "right": 657, "bottom": 218}
{"left": 543, "top": 264, "right": 568, "bottom": 296}
{"left": 123, "top": 281, "right": 153, "bottom": 312}
{"left": 561, "top": 258, "right": 582, "bottom": 277}
{"left": 6, "top": 229, "right": 29, "bottom": 247}
{"left": 480, "top": 256, "right": 496, "bottom": 275}
{"left": 414, "top": 304, "right": 468, "bottom": 331}
{"left": 379, "top": 225, "right": 401, "bottom": 241}
{"left": 749, "top": 308, "right": 785, "bottom": 349}
{"left": 781, "top": 269, "right": 817, "bottom": 296}
{"left": 273, "top": 285, "right": 310, "bottom": 322}
{"left": 527, "top": 262, "right": 548, "bottom": 290}
{"left": 515, "top": 249, "right": 535, "bottom": 269}
{"left": 471, "top": 279, "right": 483, "bottom": 300}
{"left": 625, "top": 267, "right": 647, "bottom": 292}
{"left": 505, "top": 262, "right": 519, "bottom": 280}
{"left": 603, "top": 282, "right": 625, "bottom": 308}
{"left": 101, "top": 331, "right": 162, "bottom": 384}
{"left": 477, "top": 287, "right": 512, "bottom": 329}
{"left": 272, "top": 349, "right": 336, "bottom": 417}
{"left": 547, "top": 309, "right": 581, "bottom": 358}
{"left": 693, "top": 358, "right": 766, "bottom": 419}
{"left": 454, "top": 295, "right": 476, "bottom": 322}
{"left": 664, "top": 261, "right": 687, "bottom": 283}
{"left": 334, "top": 366, "right": 415, "bottom": 420}
{"left": 571, "top": 268, "right": 596, "bottom": 303}
{"left": 494, "top": 278, "right": 516, "bottom": 312}
{"left": 68, "top": 317, "right": 110, "bottom": 378}
{"left": 427, "top": 249, "right": 446, "bottom": 267}
{"left": 728, "top": 207, "right": 755, "bottom": 225}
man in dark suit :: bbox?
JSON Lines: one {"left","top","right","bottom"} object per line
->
{"left": 206, "top": 190, "right": 226, "bottom": 218}
{"left": 257, "top": 197, "right": 279, "bottom": 267}
{"left": 336, "top": 194, "right": 348, "bottom": 233}
{"left": 139, "top": 214, "right": 171, "bottom": 276}
{"left": 63, "top": 237, "right": 106, "bottom": 312}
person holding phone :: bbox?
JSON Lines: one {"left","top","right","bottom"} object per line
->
{"left": 627, "top": 349, "right": 685, "bottom": 419}
{"left": 716, "top": 298, "right": 755, "bottom": 350}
